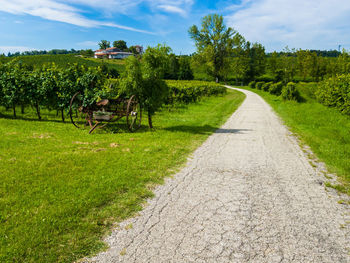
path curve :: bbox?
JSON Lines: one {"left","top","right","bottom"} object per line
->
{"left": 86, "top": 87, "right": 349, "bottom": 263}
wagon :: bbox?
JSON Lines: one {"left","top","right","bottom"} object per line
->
{"left": 69, "top": 92, "right": 142, "bottom": 134}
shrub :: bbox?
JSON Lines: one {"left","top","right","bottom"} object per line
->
{"left": 165, "top": 80, "right": 226, "bottom": 104}
{"left": 262, "top": 82, "right": 273, "bottom": 92}
{"left": 248, "top": 81, "right": 256, "bottom": 89}
{"left": 255, "top": 75, "right": 275, "bottom": 82}
{"left": 316, "top": 74, "right": 350, "bottom": 115}
{"left": 269, "top": 82, "right": 283, "bottom": 96}
{"left": 256, "top": 81, "right": 264, "bottom": 90}
{"left": 281, "top": 82, "right": 301, "bottom": 101}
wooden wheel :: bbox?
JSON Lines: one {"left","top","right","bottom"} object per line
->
{"left": 126, "top": 95, "right": 142, "bottom": 132}
{"left": 69, "top": 92, "right": 93, "bottom": 129}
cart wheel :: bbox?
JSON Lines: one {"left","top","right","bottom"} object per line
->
{"left": 126, "top": 95, "right": 142, "bottom": 132}
{"left": 69, "top": 92, "right": 92, "bottom": 129}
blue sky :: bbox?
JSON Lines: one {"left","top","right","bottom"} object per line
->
{"left": 1, "top": 0, "right": 350, "bottom": 55}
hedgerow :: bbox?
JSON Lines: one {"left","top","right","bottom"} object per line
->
{"left": 316, "top": 74, "right": 350, "bottom": 115}
{"left": 165, "top": 80, "right": 226, "bottom": 104}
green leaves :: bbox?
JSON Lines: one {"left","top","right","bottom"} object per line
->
{"left": 0, "top": 61, "right": 107, "bottom": 120}
{"left": 316, "top": 74, "right": 350, "bottom": 115}
{"left": 189, "top": 14, "right": 238, "bottom": 81}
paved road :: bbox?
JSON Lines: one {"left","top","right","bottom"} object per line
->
{"left": 86, "top": 87, "right": 350, "bottom": 263}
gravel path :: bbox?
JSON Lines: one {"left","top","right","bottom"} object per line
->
{"left": 86, "top": 87, "right": 350, "bottom": 263}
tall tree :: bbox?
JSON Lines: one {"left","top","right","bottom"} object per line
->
{"left": 98, "top": 40, "right": 110, "bottom": 50}
{"left": 188, "top": 14, "right": 238, "bottom": 82}
{"left": 113, "top": 40, "right": 128, "bottom": 51}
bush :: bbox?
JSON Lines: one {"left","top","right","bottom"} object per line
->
{"left": 248, "top": 81, "right": 256, "bottom": 89}
{"left": 256, "top": 81, "right": 264, "bottom": 90}
{"left": 262, "top": 82, "right": 273, "bottom": 92}
{"left": 165, "top": 80, "right": 226, "bottom": 104}
{"left": 316, "top": 74, "right": 350, "bottom": 115}
{"left": 281, "top": 82, "right": 301, "bottom": 101}
{"left": 255, "top": 75, "right": 275, "bottom": 82}
{"left": 269, "top": 82, "right": 283, "bottom": 96}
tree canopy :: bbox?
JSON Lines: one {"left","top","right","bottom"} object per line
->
{"left": 98, "top": 40, "right": 111, "bottom": 50}
{"left": 189, "top": 14, "right": 239, "bottom": 81}
{"left": 113, "top": 40, "right": 128, "bottom": 51}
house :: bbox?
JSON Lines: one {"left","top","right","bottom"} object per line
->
{"left": 94, "top": 47, "right": 133, "bottom": 59}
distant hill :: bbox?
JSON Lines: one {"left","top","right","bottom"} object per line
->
{"left": 1, "top": 54, "right": 125, "bottom": 73}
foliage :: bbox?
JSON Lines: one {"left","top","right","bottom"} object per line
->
{"left": 164, "top": 53, "right": 180, "bottom": 80}
{"left": 178, "top": 56, "right": 194, "bottom": 80}
{"left": 262, "top": 81, "right": 272, "bottom": 91}
{"left": 269, "top": 82, "right": 283, "bottom": 96}
{"left": 0, "top": 61, "right": 107, "bottom": 120}
{"left": 316, "top": 74, "right": 350, "bottom": 115}
{"left": 244, "top": 42, "right": 266, "bottom": 81}
{"left": 166, "top": 80, "right": 226, "bottom": 104}
{"left": 189, "top": 14, "right": 239, "bottom": 81}
{"left": 113, "top": 40, "right": 128, "bottom": 51}
{"left": 4, "top": 54, "right": 123, "bottom": 73}
{"left": 281, "top": 82, "right": 301, "bottom": 101}
{"left": 248, "top": 81, "right": 256, "bottom": 89}
{"left": 98, "top": 40, "right": 111, "bottom": 50}
{"left": 255, "top": 81, "right": 264, "bottom": 90}
{"left": 119, "top": 45, "right": 171, "bottom": 127}
{"left": 6, "top": 48, "right": 82, "bottom": 57}
{"left": 80, "top": 49, "right": 94, "bottom": 57}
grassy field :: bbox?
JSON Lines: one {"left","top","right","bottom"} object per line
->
{"left": 1, "top": 54, "right": 125, "bottom": 72}
{"left": 0, "top": 89, "right": 245, "bottom": 263}
{"left": 242, "top": 85, "right": 350, "bottom": 195}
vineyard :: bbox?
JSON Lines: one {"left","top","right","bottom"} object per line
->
{"left": 0, "top": 56, "right": 227, "bottom": 128}
{"left": 1, "top": 54, "right": 124, "bottom": 72}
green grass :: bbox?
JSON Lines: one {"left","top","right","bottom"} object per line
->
{"left": 242, "top": 86, "right": 350, "bottom": 195}
{"left": 3, "top": 54, "right": 125, "bottom": 72}
{"left": 0, "top": 89, "right": 245, "bottom": 263}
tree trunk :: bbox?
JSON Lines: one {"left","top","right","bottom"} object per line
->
{"left": 148, "top": 112, "right": 153, "bottom": 128}
{"left": 21, "top": 104, "right": 25, "bottom": 114}
{"left": 13, "top": 104, "right": 16, "bottom": 118}
{"left": 35, "top": 104, "right": 41, "bottom": 120}
{"left": 61, "top": 109, "right": 65, "bottom": 122}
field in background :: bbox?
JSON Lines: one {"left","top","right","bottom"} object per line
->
{"left": 2, "top": 54, "right": 125, "bottom": 72}
{"left": 0, "top": 89, "right": 245, "bottom": 263}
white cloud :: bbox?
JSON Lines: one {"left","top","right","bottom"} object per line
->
{"left": 0, "top": 46, "right": 36, "bottom": 54}
{"left": 157, "top": 5, "right": 186, "bottom": 16}
{"left": 0, "top": 0, "right": 153, "bottom": 33}
{"left": 226, "top": 0, "right": 350, "bottom": 51}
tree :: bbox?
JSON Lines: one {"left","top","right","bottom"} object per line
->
{"left": 178, "top": 56, "right": 194, "bottom": 80}
{"left": 189, "top": 14, "right": 238, "bottom": 81}
{"left": 120, "top": 44, "right": 171, "bottom": 128}
{"left": 113, "top": 40, "right": 128, "bottom": 51}
{"left": 245, "top": 42, "right": 266, "bottom": 81}
{"left": 98, "top": 40, "right": 110, "bottom": 50}
{"left": 80, "top": 49, "right": 94, "bottom": 57}
{"left": 164, "top": 54, "right": 179, "bottom": 79}
{"left": 129, "top": 46, "right": 141, "bottom": 55}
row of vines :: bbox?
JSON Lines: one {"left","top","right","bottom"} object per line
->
{"left": 0, "top": 62, "right": 107, "bottom": 121}
{"left": 0, "top": 59, "right": 226, "bottom": 123}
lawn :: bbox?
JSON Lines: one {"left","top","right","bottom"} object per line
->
{"left": 0, "top": 89, "right": 245, "bottom": 263}
{"left": 241, "top": 85, "right": 350, "bottom": 195}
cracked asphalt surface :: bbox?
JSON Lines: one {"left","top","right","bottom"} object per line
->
{"left": 86, "top": 87, "right": 350, "bottom": 263}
